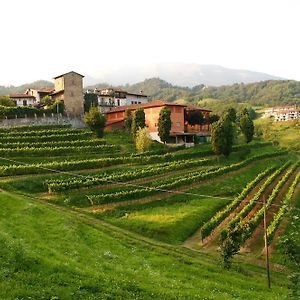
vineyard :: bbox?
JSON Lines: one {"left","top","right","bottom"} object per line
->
{"left": 0, "top": 124, "right": 299, "bottom": 299}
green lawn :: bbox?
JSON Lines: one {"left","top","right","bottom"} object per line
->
{"left": 0, "top": 190, "right": 289, "bottom": 299}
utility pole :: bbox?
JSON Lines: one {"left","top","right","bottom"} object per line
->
{"left": 263, "top": 195, "right": 271, "bottom": 289}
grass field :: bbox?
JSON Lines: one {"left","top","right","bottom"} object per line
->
{"left": 255, "top": 118, "right": 300, "bottom": 151}
{"left": 0, "top": 125, "right": 298, "bottom": 299}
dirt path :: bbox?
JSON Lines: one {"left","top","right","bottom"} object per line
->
{"left": 81, "top": 162, "right": 258, "bottom": 214}
{"left": 243, "top": 166, "right": 300, "bottom": 255}
{"left": 184, "top": 176, "right": 269, "bottom": 251}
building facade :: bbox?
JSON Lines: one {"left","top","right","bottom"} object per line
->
{"left": 9, "top": 94, "right": 36, "bottom": 107}
{"left": 51, "top": 71, "right": 84, "bottom": 117}
{"left": 91, "top": 88, "right": 148, "bottom": 112}
{"left": 105, "top": 100, "right": 211, "bottom": 144}
{"left": 263, "top": 106, "right": 300, "bottom": 121}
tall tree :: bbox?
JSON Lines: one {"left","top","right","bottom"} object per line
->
{"left": 158, "top": 107, "right": 171, "bottom": 143}
{"left": 131, "top": 108, "right": 145, "bottom": 138}
{"left": 0, "top": 96, "right": 15, "bottom": 107}
{"left": 226, "top": 107, "right": 237, "bottom": 123}
{"left": 84, "top": 107, "right": 106, "bottom": 138}
{"left": 211, "top": 112, "right": 234, "bottom": 156}
{"left": 84, "top": 93, "right": 98, "bottom": 112}
{"left": 124, "top": 109, "right": 132, "bottom": 132}
{"left": 239, "top": 108, "right": 254, "bottom": 143}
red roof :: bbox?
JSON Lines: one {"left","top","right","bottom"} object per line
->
{"left": 9, "top": 94, "right": 35, "bottom": 99}
{"left": 106, "top": 100, "right": 186, "bottom": 114}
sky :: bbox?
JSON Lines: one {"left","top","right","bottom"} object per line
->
{"left": 1, "top": 0, "right": 299, "bottom": 85}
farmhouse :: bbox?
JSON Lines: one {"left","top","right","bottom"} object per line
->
{"left": 105, "top": 100, "right": 211, "bottom": 144}
{"left": 25, "top": 88, "right": 54, "bottom": 103}
{"left": 9, "top": 93, "right": 37, "bottom": 107}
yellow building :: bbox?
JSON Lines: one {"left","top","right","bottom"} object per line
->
{"left": 51, "top": 71, "right": 84, "bottom": 117}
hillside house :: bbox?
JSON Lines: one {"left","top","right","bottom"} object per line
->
{"left": 105, "top": 100, "right": 211, "bottom": 144}
{"left": 263, "top": 106, "right": 300, "bottom": 121}
{"left": 92, "top": 88, "right": 148, "bottom": 112}
{"left": 51, "top": 71, "right": 84, "bottom": 117}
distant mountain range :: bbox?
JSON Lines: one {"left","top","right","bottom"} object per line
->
{"left": 87, "top": 63, "right": 284, "bottom": 87}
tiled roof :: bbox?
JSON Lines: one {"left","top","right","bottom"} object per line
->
{"left": 54, "top": 71, "right": 84, "bottom": 79}
{"left": 9, "top": 94, "right": 35, "bottom": 99}
{"left": 106, "top": 100, "right": 186, "bottom": 113}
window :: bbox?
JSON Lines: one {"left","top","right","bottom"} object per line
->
{"left": 23, "top": 100, "right": 27, "bottom": 106}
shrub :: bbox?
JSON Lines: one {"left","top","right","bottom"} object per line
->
{"left": 135, "top": 128, "right": 152, "bottom": 153}
{"left": 84, "top": 107, "right": 106, "bottom": 137}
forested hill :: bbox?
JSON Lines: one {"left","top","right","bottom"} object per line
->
{"left": 0, "top": 80, "right": 53, "bottom": 96}
{"left": 88, "top": 78, "right": 300, "bottom": 107}
{"left": 2, "top": 78, "right": 300, "bottom": 108}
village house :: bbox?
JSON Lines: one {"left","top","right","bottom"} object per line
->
{"left": 25, "top": 88, "right": 54, "bottom": 103}
{"left": 262, "top": 106, "right": 300, "bottom": 121}
{"left": 7, "top": 71, "right": 84, "bottom": 118}
{"left": 91, "top": 88, "right": 148, "bottom": 112}
{"left": 105, "top": 100, "right": 211, "bottom": 144}
{"left": 9, "top": 93, "right": 37, "bottom": 107}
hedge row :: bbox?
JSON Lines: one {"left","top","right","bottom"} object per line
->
{"left": 0, "top": 124, "right": 71, "bottom": 132}
{"left": 0, "top": 144, "right": 119, "bottom": 157}
{"left": 87, "top": 151, "right": 287, "bottom": 206}
{"left": 0, "top": 105, "right": 55, "bottom": 119}
{"left": 0, "top": 131, "right": 93, "bottom": 143}
{"left": 200, "top": 166, "right": 276, "bottom": 240}
{"left": 0, "top": 139, "right": 106, "bottom": 149}
{"left": 267, "top": 165, "right": 300, "bottom": 244}
{"left": 0, "top": 148, "right": 214, "bottom": 176}
{"left": 46, "top": 158, "right": 213, "bottom": 193}
{"left": 0, "top": 128, "right": 85, "bottom": 137}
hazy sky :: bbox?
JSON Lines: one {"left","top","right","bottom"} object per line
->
{"left": 1, "top": 0, "right": 299, "bottom": 85}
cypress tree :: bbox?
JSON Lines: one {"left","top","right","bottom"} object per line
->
{"left": 158, "top": 107, "right": 171, "bottom": 143}
{"left": 239, "top": 108, "right": 254, "bottom": 143}
{"left": 124, "top": 109, "right": 132, "bottom": 132}
{"left": 211, "top": 112, "right": 234, "bottom": 156}
{"left": 131, "top": 108, "right": 145, "bottom": 138}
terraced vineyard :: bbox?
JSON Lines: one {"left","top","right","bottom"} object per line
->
{"left": 0, "top": 125, "right": 299, "bottom": 299}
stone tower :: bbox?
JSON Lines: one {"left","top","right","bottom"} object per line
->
{"left": 52, "top": 71, "right": 84, "bottom": 117}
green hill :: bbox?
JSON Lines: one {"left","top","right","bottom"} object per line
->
{"left": 0, "top": 190, "right": 289, "bottom": 299}
{"left": 0, "top": 80, "right": 53, "bottom": 96}
{"left": 87, "top": 78, "right": 300, "bottom": 107}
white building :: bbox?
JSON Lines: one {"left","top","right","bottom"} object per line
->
{"left": 263, "top": 106, "right": 300, "bottom": 121}
{"left": 9, "top": 94, "right": 37, "bottom": 107}
{"left": 92, "top": 88, "right": 148, "bottom": 112}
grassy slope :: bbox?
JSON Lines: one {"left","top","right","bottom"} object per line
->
{"left": 100, "top": 157, "right": 287, "bottom": 244}
{"left": 0, "top": 190, "right": 288, "bottom": 299}
{"left": 255, "top": 118, "right": 300, "bottom": 151}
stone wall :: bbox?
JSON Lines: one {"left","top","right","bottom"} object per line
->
{"left": 0, "top": 115, "right": 86, "bottom": 128}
